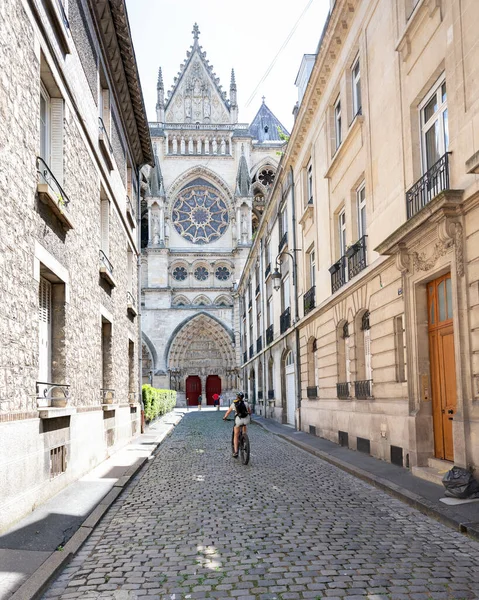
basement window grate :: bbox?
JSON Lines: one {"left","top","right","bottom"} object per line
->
{"left": 357, "top": 437, "right": 370, "bottom": 454}
{"left": 50, "top": 445, "right": 66, "bottom": 478}
{"left": 338, "top": 431, "right": 349, "bottom": 447}
{"left": 309, "top": 425, "right": 316, "bottom": 436}
{"left": 390, "top": 445, "right": 403, "bottom": 467}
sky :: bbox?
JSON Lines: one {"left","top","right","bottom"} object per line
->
{"left": 125, "top": 0, "right": 330, "bottom": 132}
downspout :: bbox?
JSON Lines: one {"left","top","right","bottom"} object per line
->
{"left": 291, "top": 166, "right": 302, "bottom": 432}
{"left": 137, "top": 166, "right": 145, "bottom": 433}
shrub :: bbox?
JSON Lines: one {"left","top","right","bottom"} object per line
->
{"left": 142, "top": 385, "right": 176, "bottom": 422}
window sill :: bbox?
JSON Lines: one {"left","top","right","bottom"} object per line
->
{"left": 324, "top": 115, "right": 364, "bottom": 179}
{"left": 38, "top": 407, "right": 77, "bottom": 419}
{"left": 127, "top": 303, "right": 138, "bottom": 317}
{"left": 100, "top": 265, "right": 117, "bottom": 288}
{"left": 396, "top": 0, "right": 441, "bottom": 62}
{"left": 99, "top": 134, "right": 114, "bottom": 171}
{"left": 43, "top": 0, "right": 73, "bottom": 55}
{"left": 37, "top": 182, "right": 75, "bottom": 230}
{"left": 102, "top": 404, "right": 119, "bottom": 411}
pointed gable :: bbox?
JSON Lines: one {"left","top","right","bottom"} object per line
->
{"left": 249, "top": 99, "right": 289, "bottom": 143}
{"left": 164, "top": 23, "right": 231, "bottom": 125}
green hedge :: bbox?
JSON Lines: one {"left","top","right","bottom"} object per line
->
{"left": 142, "top": 385, "right": 176, "bottom": 422}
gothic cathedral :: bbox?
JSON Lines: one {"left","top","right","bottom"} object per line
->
{"left": 141, "top": 24, "right": 288, "bottom": 406}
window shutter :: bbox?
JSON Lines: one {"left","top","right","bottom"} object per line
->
{"left": 345, "top": 337, "right": 350, "bottom": 383}
{"left": 364, "top": 329, "right": 372, "bottom": 380}
{"left": 127, "top": 249, "right": 133, "bottom": 292}
{"left": 50, "top": 98, "right": 64, "bottom": 186}
{"left": 38, "top": 277, "right": 52, "bottom": 383}
{"left": 101, "top": 199, "right": 110, "bottom": 255}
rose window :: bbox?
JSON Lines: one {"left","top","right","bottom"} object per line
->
{"left": 172, "top": 266, "right": 188, "bottom": 281}
{"left": 172, "top": 185, "right": 229, "bottom": 245}
{"left": 258, "top": 169, "right": 275, "bottom": 187}
{"left": 215, "top": 266, "right": 231, "bottom": 281}
{"left": 194, "top": 266, "right": 209, "bottom": 281}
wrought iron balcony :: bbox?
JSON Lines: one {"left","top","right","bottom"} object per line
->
{"left": 280, "top": 306, "right": 291, "bottom": 334}
{"left": 127, "top": 291, "right": 137, "bottom": 317}
{"left": 406, "top": 152, "right": 451, "bottom": 219}
{"left": 98, "top": 117, "right": 114, "bottom": 170}
{"left": 99, "top": 249, "right": 116, "bottom": 288}
{"left": 243, "top": 351, "right": 247, "bottom": 364}
{"left": 336, "top": 381, "right": 350, "bottom": 399}
{"left": 256, "top": 336, "right": 262, "bottom": 353}
{"left": 249, "top": 344, "right": 254, "bottom": 359}
{"left": 265, "top": 263, "right": 271, "bottom": 279}
{"left": 36, "top": 157, "right": 74, "bottom": 229}
{"left": 278, "top": 231, "right": 288, "bottom": 253}
{"left": 303, "top": 285, "right": 315, "bottom": 316}
{"left": 268, "top": 389, "right": 275, "bottom": 400}
{"left": 257, "top": 390, "right": 263, "bottom": 400}
{"left": 307, "top": 386, "right": 318, "bottom": 399}
{"left": 126, "top": 195, "right": 135, "bottom": 227}
{"left": 36, "top": 381, "right": 70, "bottom": 403}
{"left": 329, "top": 256, "right": 347, "bottom": 294}
{"left": 266, "top": 324, "right": 274, "bottom": 345}
{"left": 255, "top": 284, "right": 260, "bottom": 296}
{"left": 347, "top": 235, "right": 367, "bottom": 279}
{"left": 354, "top": 379, "right": 372, "bottom": 399}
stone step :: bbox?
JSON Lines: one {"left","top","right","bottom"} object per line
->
{"left": 411, "top": 465, "right": 446, "bottom": 487}
{"left": 427, "top": 457, "right": 455, "bottom": 472}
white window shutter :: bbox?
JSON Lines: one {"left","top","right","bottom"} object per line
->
{"left": 101, "top": 199, "right": 110, "bottom": 256}
{"left": 50, "top": 98, "right": 64, "bottom": 186}
{"left": 364, "top": 329, "right": 372, "bottom": 380}
{"left": 38, "top": 277, "right": 52, "bottom": 383}
{"left": 345, "top": 337, "right": 350, "bottom": 383}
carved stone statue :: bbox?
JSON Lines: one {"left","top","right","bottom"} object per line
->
{"left": 172, "top": 136, "right": 178, "bottom": 154}
{"left": 241, "top": 213, "right": 248, "bottom": 243}
{"left": 152, "top": 213, "right": 160, "bottom": 245}
{"left": 212, "top": 137, "right": 217, "bottom": 154}
{"left": 220, "top": 138, "right": 226, "bottom": 154}
{"left": 203, "top": 89, "right": 211, "bottom": 119}
{"left": 185, "top": 94, "right": 192, "bottom": 119}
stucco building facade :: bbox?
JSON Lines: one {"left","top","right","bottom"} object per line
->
{"left": 0, "top": 0, "right": 152, "bottom": 531}
{"left": 141, "top": 25, "right": 287, "bottom": 406}
{"left": 238, "top": 0, "right": 479, "bottom": 479}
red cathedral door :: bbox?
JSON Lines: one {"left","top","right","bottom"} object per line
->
{"left": 186, "top": 376, "right": 201, "bottom": 406}
{"left": 206, "top": 375, "right": 221, "bottom": 405}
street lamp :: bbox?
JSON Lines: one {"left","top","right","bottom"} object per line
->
{"left": 272, "top": 250, "right": 298, "bottom": 292}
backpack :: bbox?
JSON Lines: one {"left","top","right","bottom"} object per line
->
{"left": 235, "top": 399, "right": 249, "bottom": 418}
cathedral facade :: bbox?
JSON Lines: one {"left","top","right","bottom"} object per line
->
{"left": 141, "top": 25, "right": 287, "bottom": 406}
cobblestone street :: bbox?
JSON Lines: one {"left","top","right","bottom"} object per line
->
{"left": 42, "top": 412, "right": 479, "bottom": 600}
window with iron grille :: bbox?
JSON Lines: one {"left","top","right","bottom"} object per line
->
{"left": 50, "top": 445, "right": 66, "bottom": 478}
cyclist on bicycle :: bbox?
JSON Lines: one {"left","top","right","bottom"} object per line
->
{"left": 223, "top": 392, "right": 251, "bottom": 458}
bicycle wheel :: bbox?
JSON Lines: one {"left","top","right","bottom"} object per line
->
{"left": 240, "top": 432, "right": 250, "bottom": 465}
{"left": 231, "top": 428, "right": 235, "bottom": 454}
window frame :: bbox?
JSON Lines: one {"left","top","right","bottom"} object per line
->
{"left": 419, "top": 74, "right": 448, "bottom": 173}
{"left": 334, "top": 96, "right": 342, "bottom": 150}
{"left": 338, "top": 209, "right": 347, "bottom": 257}
{"left": 356, "top": 183, "right": 366, "bottom": 239}
{"left": 40, "top": 83, "right": 51, "bottom": 164}
{"left": 352, "top": 55, "right": 361, "bottom": 117}
{"left": 307, "top": 161, "right": 313, "bottom": 204}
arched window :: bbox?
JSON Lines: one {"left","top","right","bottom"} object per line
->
{"left": 268, "top": 357, "right": 274, "bottom": 398}
{"left": 307, "top": 337, "right": 318, "bottom": 398}
{"left": 337, "top": 321, "right": 350, "bottom": 398}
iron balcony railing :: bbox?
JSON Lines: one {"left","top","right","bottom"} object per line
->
{"left": 278, "top": 231, "right": 288, "bottom": 253}
{"left": 354, "top": 379, "right": 372, "bottom": 399}
{"left": 307, "top": 386, "right": 318, "bottom": 399}
{"left": 36, "top": 381, "right": 70, "bottom": 401}
{"left": 249, "top": 344, "right": 254, "bottom": 359}
{"left": 329, "top": 256, "right": 347, "bottom": 294}
{"left": 257, "top": 390, "right": 263, "bottom": 400}
{"left": 36, "top": 157, "right": 71, "bottom": 210}
{"left": 256, "top": 336, "right": 262, "bottom": 353}
{"left": 347, "top": 235, "right": 367, "bottom": 279}
{"left": 266, "top": 324, "right": 274, "bottom": 345}
{"left": 406, "top": 152, "right": 451, "bottom": 219}
{"left": 99, "top": 249, "right": 114, "bottom": 274}
{"left": 337, "top": 381, "right": 350, "bottom": 399}
{"left": 303, "top": 285, "right": 315, "bottom": 316}
{"left": 243, "top": 351, "right": 247, "bottom": 364}
{"left": 98, "top": 117, "right": 113, "bottom": 154}
{"left": 268, "top": 389, "right": 275, "bottom": 399}
{"left": 265, "top": 263, "right": 271, "bottom": 279}
{"left": 280, "top": 306, "right": 291, "bottom": 334}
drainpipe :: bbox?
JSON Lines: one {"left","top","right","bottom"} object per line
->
{"left": 137, "top": 165, "right": 145, "bottom": 433}
{"left": 290, "top": 166, "right": 302, "bottom": 432}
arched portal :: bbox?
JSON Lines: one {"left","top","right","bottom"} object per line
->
{"left": 167, "top": 314, "right": 235, "bottom": 406}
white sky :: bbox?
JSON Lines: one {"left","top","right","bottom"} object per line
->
{"left": 125, "top": 0, "right": 330, "bottom": 132}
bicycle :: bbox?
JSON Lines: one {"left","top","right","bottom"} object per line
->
{"left": 224, "top": 417, "right": 250, "bottom": 465}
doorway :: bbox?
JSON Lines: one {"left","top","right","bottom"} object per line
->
{"left": 427, "top": 273, "right": 456, "bottom": 461}
{"left": 206, "top": 375, "right": 221, "bottom": 405}
{"left": 285, "top": 351, "right": 295, "bottom": 426}
{"left": 186, "top": 375, "right": 201, "bottom": 406}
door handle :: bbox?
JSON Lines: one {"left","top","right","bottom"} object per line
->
{"left": 447, "top": 409, "right": 454, "bottom": 415}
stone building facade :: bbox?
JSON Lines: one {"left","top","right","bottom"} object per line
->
{"left": 0, "top": 0, "right": 152, "bottom": 531}
{"left": 238, "top": 0, "right": 479, "bottom": 479}
{"left": 141, "top": 25, "right": 287, "bottom": 406}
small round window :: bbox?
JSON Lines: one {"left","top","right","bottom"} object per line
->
{"left": 172, "top": 266, "right": 188, "bottom": 281}
{"left": 215, "top": 266, "right": 231, "bottom": 281}
{"left": 259, "top": 169, "right": 275, "bottom": 187}
{"left": 194, "top": 266, "right": 209, "bottom": 281}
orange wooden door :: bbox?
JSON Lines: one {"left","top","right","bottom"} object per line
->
{"left": 427, "top": 273, "right": 456, "bottom": 461}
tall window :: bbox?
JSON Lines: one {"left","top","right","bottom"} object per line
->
{"left": 307, "top": 162, "right": 313, "bottom": 204}
{"left": 420, "top": 76, "right": 448, "bottom": 171}
{"left": 101, "top": 198, "right": 110, "bottom": 257}
{"left": 40, "top": 85, "right": 50, "bottom": 164}
{"left": 357, "top": 184, "right": 366, "bottom": 239}
{"left": 280, "top": 206, "right": 288, "bottom": 237}
{"left": 309, "top": 248, "right": 316, "bottom": 288}
{"left": 352, "top": 57, "right": 361, "bottom": 117}
{"left": 267, "top": 295, "right": 273, "bottom": 327}
{"left": 38, "top": 277, "right": 52, "bottom": 387}
{"left": 334, "top": 97, "right": 342, "bottom": 149}
{"left": 339, "top": 209, "right": 347, "bottom": 257}
{"left": 282, "top": 275, "right": 290, "bottom": 311}
{"left": 127, "top": 248, "right": 133, "bottom": 293}
{"left": 39, "top": 79, "right": 64, "bottom": 184}
{"left": 362, "top": 311, "right": 372, "bottom": 383}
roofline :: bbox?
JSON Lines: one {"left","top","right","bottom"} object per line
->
{"left": 89, "top": 0, "right": 154, "bottom": 167}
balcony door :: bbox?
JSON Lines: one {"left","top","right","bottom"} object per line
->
{"left": 427, "top": 273, "right": 456, "bottom": 461}
{"left": 420, "top": 76, "right": 448, "bottom": 172}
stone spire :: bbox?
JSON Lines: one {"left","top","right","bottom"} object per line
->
{"left": 148, "top": 156, "right": 165, "bottom": 198}
{"left": 156, "top": 67, "right": 165, "bottom": 123}
{"left": 235, "top": 147, "right": 250, "bottom": 197}
{"left": 192, "top": 23, "right": 200, "bottom": 45}
{"left": 230, "top": 69, "right": 238, "bottom": 124}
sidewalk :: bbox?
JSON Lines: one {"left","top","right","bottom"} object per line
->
{"left": 252, "top": 415, "right": 479, "bottom": 541}
{"left": 0, "top": 410, "right": 184, "bottom": 600}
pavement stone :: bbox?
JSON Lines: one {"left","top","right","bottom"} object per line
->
{"left": 41, "top": 412, "right": 479, "bottom": 600}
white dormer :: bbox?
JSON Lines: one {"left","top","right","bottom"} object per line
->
{"left": 294, "top": 54, "right": 316, "bottom": 108}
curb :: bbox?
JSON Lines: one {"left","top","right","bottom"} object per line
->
{"left": 9, "top": 413, "right": 183, "bottom": 600}
{"left": 253, "top": 419, "right": 479, "bottom": 543}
